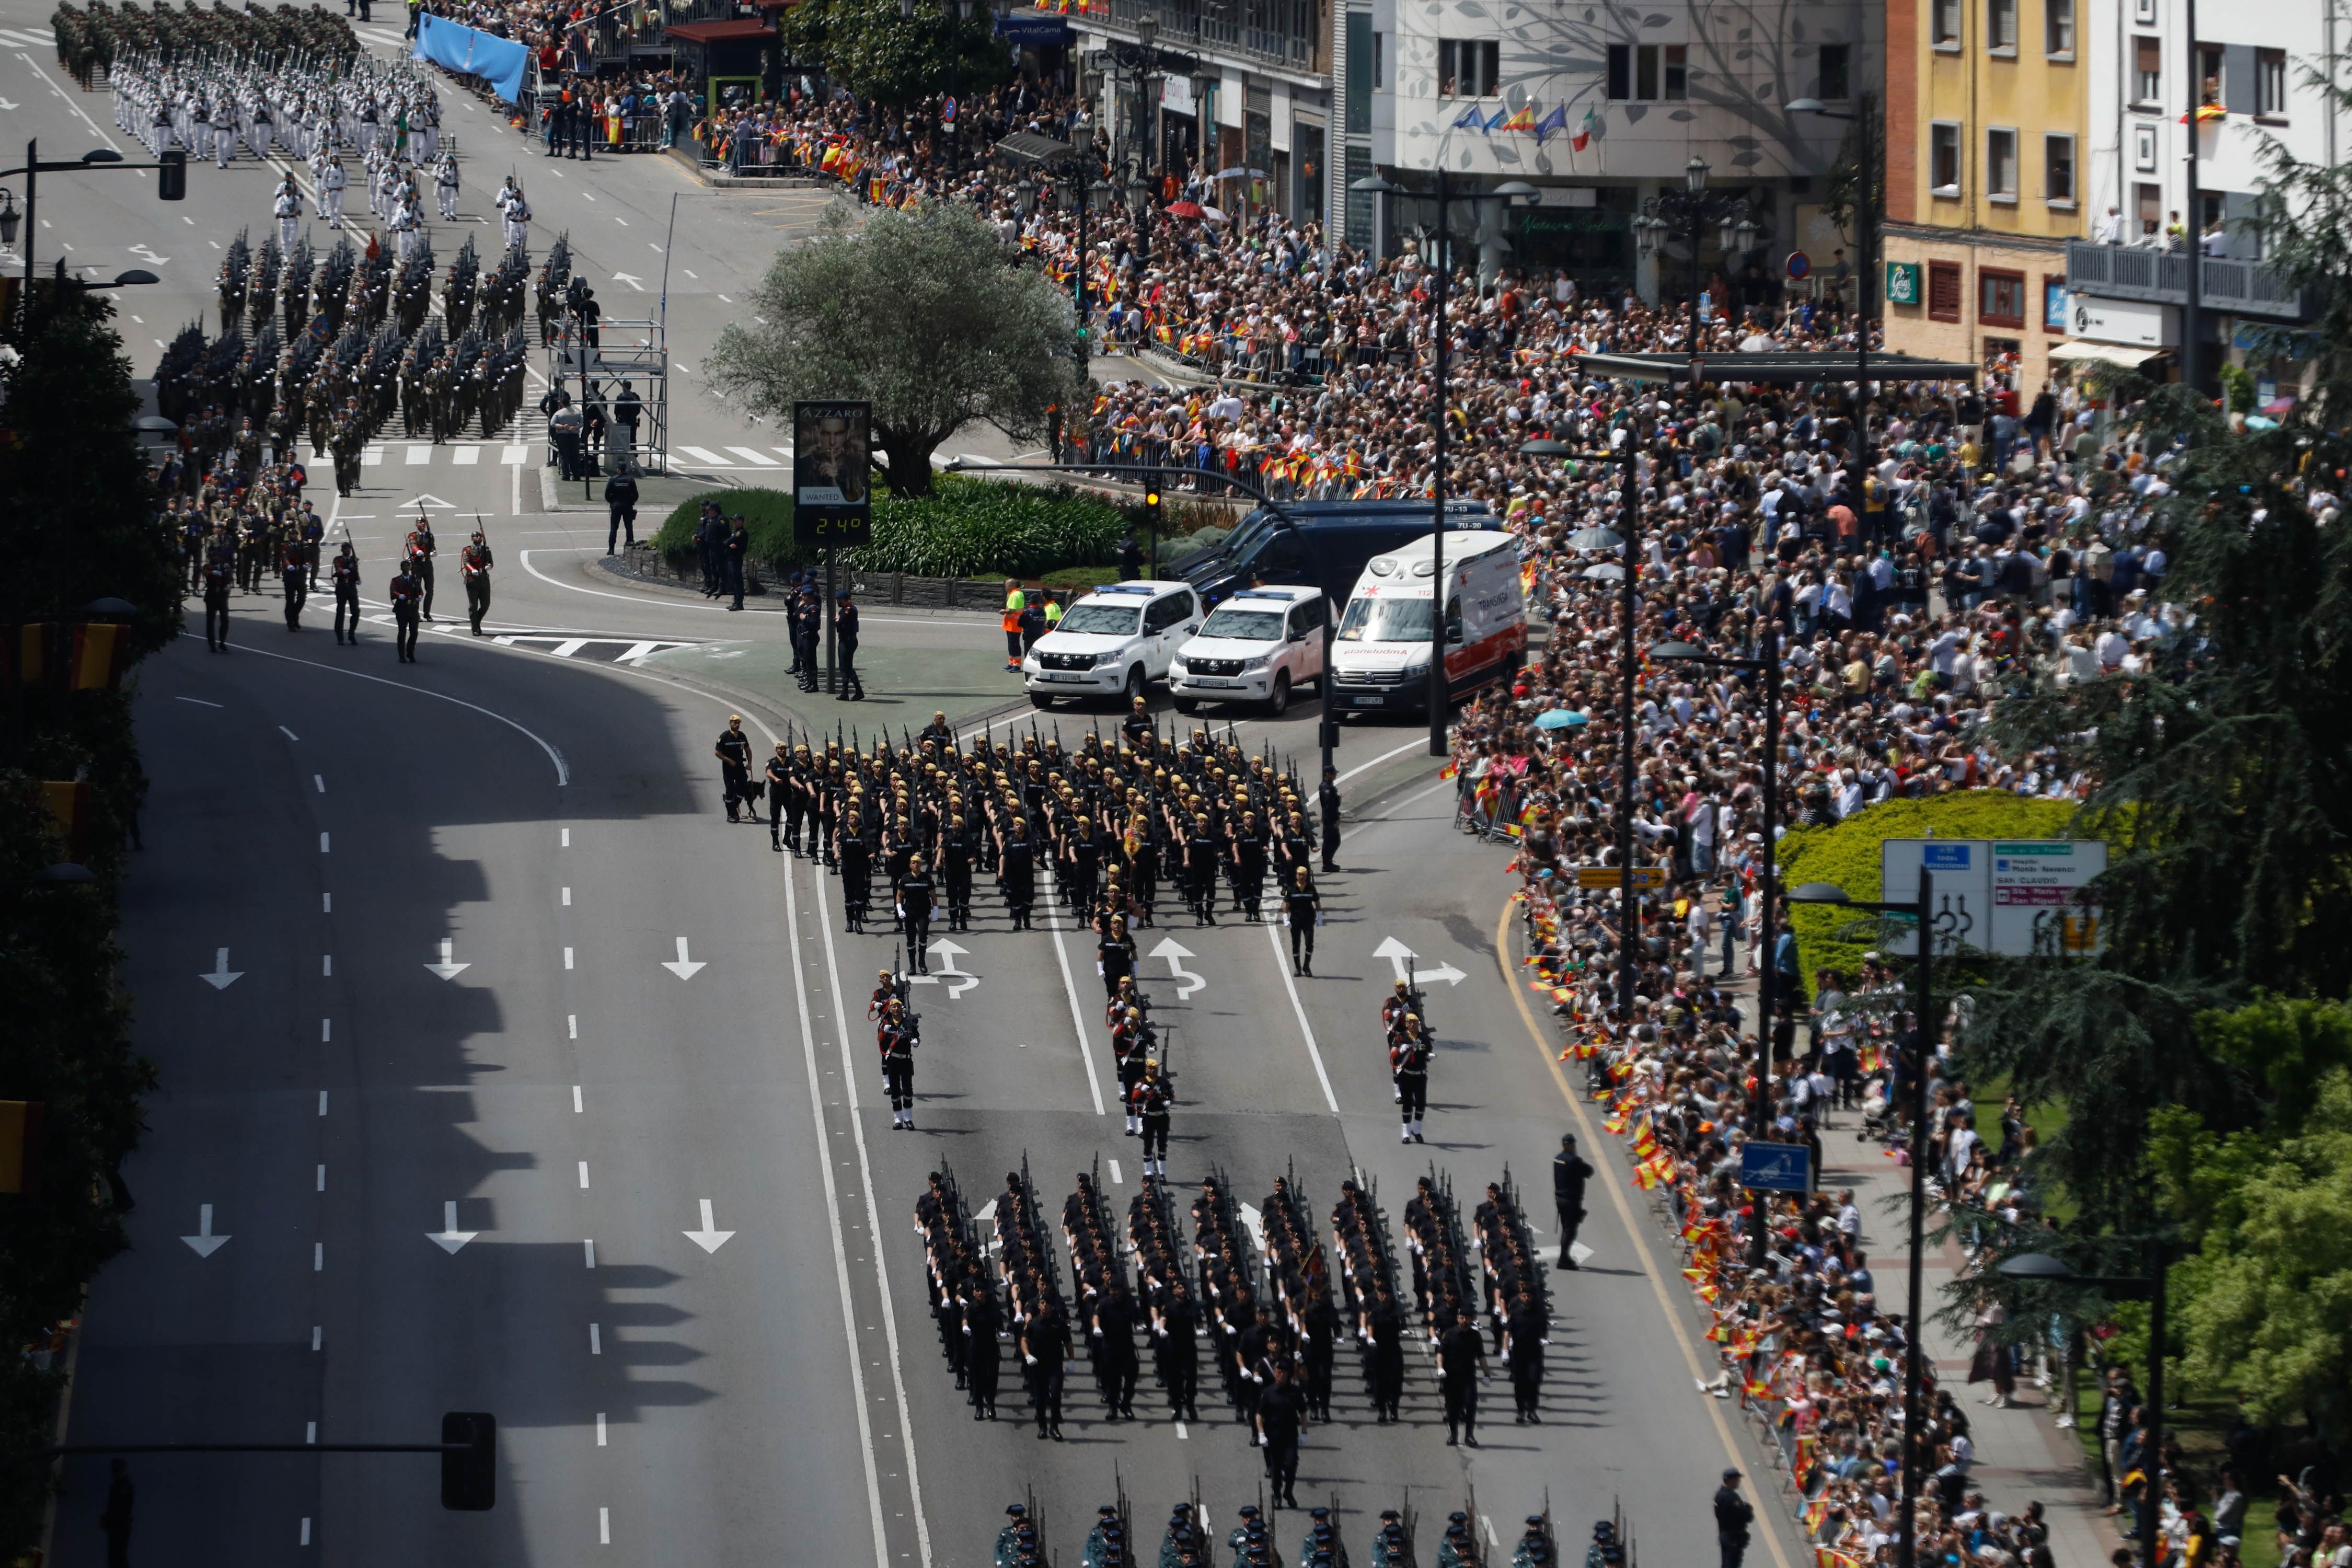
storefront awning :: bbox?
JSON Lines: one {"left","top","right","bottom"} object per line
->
{"left": 2048, "top": 339, "right": 2166, "bottom": 368}
{"left": 663, "top": 18, "right": 775, "bottom": 43}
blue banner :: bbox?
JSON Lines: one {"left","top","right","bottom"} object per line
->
{"left": 413, "top": 14, "right": 532, "bottom": 105}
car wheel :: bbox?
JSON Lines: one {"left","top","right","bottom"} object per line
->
{"left": 1123, "top": 665, "right": 1148, "bottom": 705}
{"left": 1030, "top": 693, "right": 1055, "bottom": 710}
{"left": 1264, "top": 671, "right": 1290, "bottom": 717}
{"left": 1173, "top": 697, "right": 1198, "bottom": 716}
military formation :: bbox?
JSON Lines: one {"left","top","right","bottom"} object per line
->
{"left": 987, "top": 1488, "right": 1581, "bottom": 1565}
{"left": 60, "top": 0, "right": 361, "bottom": 94}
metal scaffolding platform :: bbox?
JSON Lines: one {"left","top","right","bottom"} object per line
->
{"left": 545, "top": 314, "right": 672, "bottom": 478}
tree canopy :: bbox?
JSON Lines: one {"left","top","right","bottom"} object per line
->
{"left": 775, "top": 0, "right": 1010, "bottom": 109}
{"left": 705, "top": 200, "right": 1081, "bottom": 498}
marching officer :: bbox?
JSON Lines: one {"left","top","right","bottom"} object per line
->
{"left": 460, "top": 526, "right": 494, "bottom": 635}
{"left": 331, "top": 541, "right": 362, "bottom": 644}
{"left": 898, "top": 854, "right": 936, "bottom": 971}
{"left": 877, "top": 997, "right": 919, "bottom": 1131}
{"left": 1129, "top": 1058, "right": 1172, "bottom": 1179}
{"left": 1439, "top": 1310, "right": 1484, "bottom": 1447}
{"left": 279, "top": 535, "right": 308, "bottom": 630}
{"left": 1553, "top": 1134, "right": 1594, "bottom": 1270}
{"left": 1390, "top": 1018, "right": 1431, "bottom": 1144}
{"left": 1280, "top": 866, "right": 1321, "bottom": 976}
{"left": 406, "top": 514, "right": 439, "bottom": 619}
{"left": 389, "top": 557, "right": 422, "bottom": 662}
{"left": 714, "top": 714, "right": 753, "bottom": 822}
{"left": 765, "top": 744, "right": 792, "bottom": 852}
{"left": 329, "top": 408, "right": 363, "bottom": 497}
{"left": 201, "top": 552, "right": 234, "bottom": 652}
{"left": 941, "top": 814, "right": 975, "bottom": 931}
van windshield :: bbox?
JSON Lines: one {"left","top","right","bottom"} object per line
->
{"left": 1198, "top": 607, "right": 1287, "bottom": 641}
{"left": 1336, "top": 595, "right": 1432, "bottom": 643}
{"left": 1058, "top": 603, "right": 1142, "bottom": 636}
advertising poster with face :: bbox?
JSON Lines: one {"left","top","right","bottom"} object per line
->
{"left": 794, "top": 401, "right": 873, "bottom": 510}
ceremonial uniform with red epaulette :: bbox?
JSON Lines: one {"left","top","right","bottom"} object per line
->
{"left": 877, "top": 1005, "right": 919, "bottom": 1129}
{"left": 1127, "top": 1065, "right": 1172, "bottom": 1178}
{"left": 1110, "top": 1008, "right": 1150, "bottom": 1135}
{"left": 1389, "top": 1029, "right": 1431, "bottom": 1144}
{"left": 459, "top": 532, "right": 494, "bottom": 635}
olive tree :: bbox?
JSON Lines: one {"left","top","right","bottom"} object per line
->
{"left": 705, "top": 201, "right": 1081, "bottom": 498}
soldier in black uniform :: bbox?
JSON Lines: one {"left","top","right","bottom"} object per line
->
{"left": 1129, "top": 1058, "right": 1172, "bottom": 1179}
{"left": 329, "top": 408, "right": 364, "bottom": 497}
{"left": 996, "top": 816, "right": 1035, "bottom": 929}
{"left": 279, "top": 536, "right": 308, "bottom": 630}
{"left": 765, "top": 744, "right": 792, "bottom": 852}
{"left": 1183, "top": 814, "right": 1219, "bottom": 925}
{"left": 1503, "top": 1286, "right": 1548, "bottom": 1423}
{"left": 898, "top": 854, "right": 936, "bottom": 972}
{"left": 1553, "top": 1134, "right": 1594, "bottom": 1270}
{"left": 941, "top": 815, "right": 976, "bottom": 930}
{"left": 390, "top": 560, "right": 424, "bottom": 662}
{"left": 834, "top": 590, "right": 865, "bottom": 699}
{"left": 1281, "top": 867, "right": 1322, "bottom": 975}
{"left": 460, "top": 527, "right": 493, "bottom": 635}
{"left": 714, "top": 715, "right": 753, "bottom": 822}
{"left": 1439, "top": 1311, "right": 1485, "bottom": 1447}
{"left": 877, "top": 997, "right": 919, "bottom": 1129}
{"left": 1151, "top": 1277, "right": 1201, "bottom": 1422}
{"left": 1390, "top": 1020, "right": 1431, "bottom": 1144}
{"left": 201, "top": 555, "right": 234, "bottom": 651}
{"left": 1318, "top": 765, "right": 1344, "bottom": 871}
{"left": 1096, "top": 912, "right": 1136, "bottom": 999}
{"left": 407, "top": 515, "right": 439, "bottom": 620}
{"left": 331, "top": 541, "right": 362, "bottom": 644}
{"left": 1254, "top": 1359, "right": 1306, "bottom": 1509}
{"left": 780, "top": 743, "right": 812, "bottom": 855}
{"left": 838, "top": 808, "right": 872, "bottom": 931}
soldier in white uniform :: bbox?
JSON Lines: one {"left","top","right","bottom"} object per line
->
{"left": 499, "top": 181, "right": 530, "bottom": 252}
{"left": 435, "top": 152, "right": 460, "bottom": 222}
{"left": 274, "top": 176, "right": 304, "bottom": 250}
{"left": 212, "top": 93, "right": 236, "bottom": 166}
{"left": 320, "top": 154, "right": 349, "bottom": 227}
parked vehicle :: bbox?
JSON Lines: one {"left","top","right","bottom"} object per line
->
{"left": 1022, "top": 579, "right": 1203, "bottom": 709}
{"left": 1327, "top": 531, "right": 1527, "bottom": 716}
{"left": 1168, "top": 583, "right": 1328, "bottom": 717}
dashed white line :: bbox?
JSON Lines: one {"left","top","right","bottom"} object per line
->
{"left": 281, "top": 725, "right": 301, "bottom": 741}
{"left": 562, "top": 827, "right": 571, "bottom": 847}
{"left": 596, "top": 1412, "right": 607, "bottom": 1446}
{"left": 174, "top": 695, "right": 221, "bottom": 707}
{"left": 301, "top": 1517, "right": 312, "bottom": 1546}
{"left": 315, "top": 1165, "right": 326, "bottom": 1191}
{"left": 578, "top": 1161, "right": 591, "bottom": 1190}
{"left": 314, "top": 774, "right": 325, "bottom": 792}
{"left": 322, "top": 955, "right": 332, "bottom": 976}
{"left": 562, "top": 886, "right": 572, "bottom": 905}
{"left": 320, "top": 1019, "right": 331, "bottom": 1042}
{"left": 310, "top": 1326, "right": 321, "bottom": 1351}
{"left": 313, "top": 1242, "right": 324, "bottom": 1272}
{"left": 321, "top": 893, "right": 332, "bottom": 914}
{"left": 317, "top": 1091, "right": 328, "bottom": 1116}
{"left": 319, "top": 832, "right": 330, "bottom": 853}
{"left": 572, "top": 1084, "right": 584, "bottom": 1113}
{"left": 599, "top": 1507, "right": 611, "bottom": 1545}
{"left": 590, "top": 1322, "right": 602, "bottom": 1354}
{"left": 568, "top": 1014, "right": 579, "bottom": 1039}
{"left": 583, "top": 1239, "right": 596, "bottom": 1269}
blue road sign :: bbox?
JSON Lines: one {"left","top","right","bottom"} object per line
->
{"left": 1740, "top": 1143, "right": 1812, "bottom": 1193}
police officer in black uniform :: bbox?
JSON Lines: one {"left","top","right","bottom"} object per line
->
{"left": 604, "top": 464, "right": 639, "bottom": 555}
{"left": 877, "top": 997, "right": 919, "bottom": 1129}
{"left": 834, "top": 589, "right": 865, "bottom": 699}
{"left": 1318, "top": 765, "right": 1344, "bottom": 871}
{"left": 714, "top": 714, "right": 753, "bottom": 822}
{"left": 941, "top": 815, "right": 975, "bottom": 930}
{"left": 1554, "top": 1133, "right": 1595, "bottom": 1269}
{"left": 898, "top": 854, "right": 936, "bottom": 972}
{"left": 1439, "top": 1311, "right": 1484, "bottom": 1447}
{"left": 764, "top": 744, "right": 792, "bottom": 851}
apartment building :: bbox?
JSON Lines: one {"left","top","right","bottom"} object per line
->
{"left": 1882, "top": 0, "right": 2091, "bottom": 394}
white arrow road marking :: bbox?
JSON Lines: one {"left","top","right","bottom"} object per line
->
{"left": 1371, "top": 935, "right": 1467, "bottom": 986}
{"left": 1148, "top": 936, "right": 1206, "bottom": 999}
{"left": 126, "top": 244, "right": 169, "bottom": 264}
{"left": 424, "top": 938, "right": 471, "bottom": 980}
{"left": 610, "top": 271, "right": 646, "bottom": 291}
{"left": 905, "top": 938, "right": 977, "bottom": 998}
{"left": 973, "top": 1198, "right": 1001, "bottom": 1254}
{"left": 1238, "top": 1202, "right": 1265, "bottom": 1255}
{"left": 684, "top": 1198, "right": 734, "bottom": 1253}
{"left": 429, "top": 1201, "right": 479, "bottom": 1254}
{"left": 661, "top": 938, "right": 706, "bottom": 979}
{"left": 199, "top": 947, "right": 243, "bottom": 989}
{"left": 181, "top": 1204, "right": 230, "bottom": 1257}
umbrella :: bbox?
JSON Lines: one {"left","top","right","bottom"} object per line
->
{"left": 1535, "top": 708, "right": 1588, "bottom": 731}
{"left": 1164, "top": 200, "right": 1206, "bottom": 219}
{"left": 2262, "top": 396, "right": 2297, "bottom": 414}
{"left": 1582, "top": 562, "right": 1627, "bottom": 581}
{"left": 1569, "top": 526, "right": 1622, "bottom": 551}
{"left": 1198, "top": 204, "right": 1230, "bottom": 224}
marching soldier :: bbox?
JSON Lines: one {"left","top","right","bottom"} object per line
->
{"left": 877, "top": 997, "right": 919, "bottom": 1131}
{"left": 201, "top": 551, "right": 234, "bottom": 652}
{"left": 714, "top": 714, "right": 752, "bottom": 822}
{"left": 1128, "top": 1057, "right": 1172, "bottom": 1179}
{"left": 329, "top": 406, "right": 363, "bottom": 497}
{"left": 279, "top": 534, "right": 308, "bottom": 630}
{"left": 459, "top": 526, "right": 493, "bottom": 635}
{"left": 273, "top": 175, "right": 303, "bottom": 250}
{"left": 941, "top": 814, "right": 975, "bottom": 931}
{"left": 406, "top": 513, "right": 438, "bottom": 619}
{"left": 1280, "top": 866, "right": 1322, "bottom": 976}
{"left": 435, "top": 150, "right": 460, "bottom": 222}
{"left": 765, "top": 744, "right": 792, "bottom": 852}
{"left": 898, "top": 854, "right": 936, "bottom": 971}
{"left": 1439, "top": 1307, "right": 1484, "bottom": 1447}
{"left": 331, "top": 540, "right": 362, "bottom": 644}
{"left": 1390, "top": 1018, "right": 1431, "bottom": 1144}
{"left": 389, "top": 556, "right": 422, "bottom": 662}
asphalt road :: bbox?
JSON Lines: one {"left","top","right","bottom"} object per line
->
{"left": 11, "top": 24, "right": 1806, "bottom": 1567}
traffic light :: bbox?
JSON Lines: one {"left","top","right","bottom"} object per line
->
{"left": 440, "top": 1411, "right": 496, "bottom": 1511}
{"left": 1143, "top": 475, "right": 1161, "bottom": 524}
{"left": 157, "top": 149, "right": 186, "bottom": 202}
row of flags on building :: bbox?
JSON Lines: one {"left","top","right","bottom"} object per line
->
{"left": 1450, "top": 100, "right": 1601, "bottom": 148}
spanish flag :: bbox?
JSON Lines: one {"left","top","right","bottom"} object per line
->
{"left": 2180, "top": 100, "right": 2227, "bottom": 123}
{"left": 1500, "top": 102, "right": 1538, "bottom": 133}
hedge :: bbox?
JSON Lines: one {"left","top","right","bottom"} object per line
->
{"left": 1776, "top": 792, "right": 2082, "bottom": 999}
{"left": 655, "top": 476, "right": 1127, "bottom": 581}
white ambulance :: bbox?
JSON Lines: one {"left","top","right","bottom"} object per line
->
{"left": 1326, "top": 531, "right": 1527, "bottom": 714}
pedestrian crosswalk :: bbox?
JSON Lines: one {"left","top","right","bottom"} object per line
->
{"left": 359, "top": 443, "right": 534, "bottom": 467}
{"left": 0, "top": 27, "right": 54, "bottom": 47}
{"left": 673, "top": 444, "right": 794, "bottom": 470}
{"left": 358, "top": 616, "right": 699, "bottom": 665}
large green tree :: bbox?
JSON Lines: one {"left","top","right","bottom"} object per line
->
{"left": 705, "top": 200, "right": 1081, "bottom": 497}
{"left": 776, "top": 0, "right": 1009, "bottom": 109}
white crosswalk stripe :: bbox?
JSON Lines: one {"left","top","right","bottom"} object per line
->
{"left": 0, "top": 29, "right": 53, "bottom": 45}
{"left": 725, "top": 446, "right": 782, "bottom": 467}
{"left": 359, "top": 443, "right": 535, "bottom": 467}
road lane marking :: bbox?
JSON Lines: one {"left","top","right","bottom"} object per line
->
{"left": 315, "top": 774, "right": 325, "bottom": 791}
{"left": 782, "top": 855, "right": 897, "bottom": 1568}
{"left": 322, "top": 955, "right": 332, "bottom": 976}
{"left": 563, "top": 886, "right": 572, "bottom": 905}
{"left": 1039, "top": 872, "right": 1109, "bottom": 1115}
{"left": 562, "top": 828, "right": 571, "bottom": 846}
{"left": 565, "top": 947, "right": 575, "bottom": 969}
{"left": 1335, "top": 736, "right": 1432, "bottom": 785}
{"left": 316, "top": 1165, "right": 325, "bottom": 1191}
{"left": 590, "top": 1323, "right": 602, "bottom": 1354}
{"left": 600, "top": 1507, "right": 610, "bottom": 1544}
{"left": 312, "top": 1327, "right": 321, "bottom": 1350}
{"left": 583, "top": 1239, "right": 596, "bottom": 1269}
{"left": 573, "top": 1084, "right": 583, "bottom": 1112}
{"left": 1265, "top": 923, "right": 1340, "bottom": 1113}
{"left": 569, "top": 1015, "right": 578, "bottom": 1039}
{"left": 1495, "top": 894, "right": 1798, "bottom": 1568}
{"left": 578, "top": 1161, "right": 590, "bottom": 1189}
{"left": 280, "top": 725, "right": 299, "bottom": 741}
{"left": 322, "top": 893, "right": 331, "bottom": 913}
{"left": 597, "top": 1413, "right": 607, "bottom": 1446}
{"left": 321, "top": 1019, "right": 330, "bottom": 1042}
{"left": 314, "top": 1242, "right": 323, "bottom": 1271}
{"left": 175, "top": 695, "right": 222, "bottom": 707}
{"left": 319, "top": 832, "right": 330, "bottom": 852}
{"left": 318, "top": 1091, "right": 327, "bottom": 1115}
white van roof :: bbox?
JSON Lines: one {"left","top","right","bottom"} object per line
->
{"left": 1082, "top": 579, "right": 1193, "bottom": 601}
{"left": 1360, "top": 531, "right": 1518, "bottom": 583}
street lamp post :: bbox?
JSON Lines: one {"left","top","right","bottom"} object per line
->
{"left": 1352, "top": 171, "right": 1540, "bottom": 756}
{"left": 1786, "top": 91, "right": 1878, "bottom": 516}
{"left": 1632, "top": 157, "right": 1755, "bottom": 376}
{"left": 1790, "top": 871, "right": 1935, "bottom": 1568}
{"left": 1651, "top": 621, "right": 1783, "bottom": 1265}
{"left": 1997, "top": 1249, "right": 2170, "bottom": 1568}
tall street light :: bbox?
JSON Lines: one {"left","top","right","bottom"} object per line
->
{"left": 1354, "top": 170, "right": 1540, "bottom": 756}
{"left": 1789, "top": 871, "right": 1935, "bottom": 1568}
{"left": 1520, "top": 429, "right": 1642, "bottom": 1025}
{"left": 1651, "top": 621, "right": 1784, "bottom": 1265}
{"left": 1631, "top": 156, "right": 1757, "bottom": 376}
{"left": 1786, "top": 92, "right": 1878, "bottom": 520}
{"left": 1997, "top": 1249, "right": 2170, "bottom": 1568}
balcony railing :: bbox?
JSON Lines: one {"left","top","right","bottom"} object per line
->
{"left": 2065, "top": 239, "right": 2319, "bottom": 321}
{"left": 1096, "top": 0, "right": 1322, "bottom": 77}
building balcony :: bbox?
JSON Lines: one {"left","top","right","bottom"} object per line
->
{"left": 2065, "top": 239, "right": 2319, "bottom": 321}
{"left": 1089, "top": 0, "right": 1323, "bottom": 78}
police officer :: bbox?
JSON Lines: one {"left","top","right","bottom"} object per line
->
{"left": 331, "top": 541, "right": 362, "bottom": 644}
{"left": 877, "top": 996, "right": 919, "bottom": 1129}
{"left": 1553, "top": 1134, "right": 1594, "bottom": 1270}
{"left": 835, "top": 589, "right": 865, "bottom": 699}
{"left": 389, "top": 557, "right": 422, "bottom": 662}
{"left": 723, "top": 513, "right": 748, "bottom": 612}
{"left": 898, "top": 854, "right": 936, "bottom": 971}
{"left": 603, "top": 463, "right": 639, "bottom": 555}
{"left": 714, "top": 714, "right": 752, "bottom": 822}
{"left": 1714, "top": 1471, "right": 1754, "bottom": 1568}
{"left": 793, "top": 579, "right": 822, "bottom": 689}
{"left": 460, "top": 527, "right": 493, "bottom": 635}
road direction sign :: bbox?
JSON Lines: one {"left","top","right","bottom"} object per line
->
{"left": 1740, "top": 1143, "right": 1812, "bottom": 1193}
{"left": 1576, "top": 867, "right": 1665, "bottom": 890}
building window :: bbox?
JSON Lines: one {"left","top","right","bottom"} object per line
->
{"left": 2136, "top": 181, "right": 2162, "bottom": 238}
{"left": 1607, "top": 43, "right": 1685, "bottom": 101}
{"left": 2257, "top": 48, "right": 2287, "bottom": 117}
{"left": 1373, "top": 30, "right": 1385, "bottom": 89}
{"left": 1818, "top": 42, "right": 1850, "bottom": 100}
{"left": 2044, "top": 133, "right": 2076, "bottom": 204}
{"left": 1986, "top": 0, "right": 2017, "bottom": 51}
{"left": 2134, "top": 36, "right": 2162, "bottom": 104}
{"left": 1929, "top": 261, "right": 1963, "bottom": 322}
{"left": 1980, "top": 268, "right": 2026, "bottom": 327}
{"left": 1931, "top": 121, "right": 1962, "bottom": 195}
{"left": 1438, "top": 39, "right": 1499, "bottom": 97}
{"left": 1987, "top": 128, "right": 2019, "bottom": 200}
{"left": 1932, "top": 0, "right": 1961, "bottom": 45}
{"left": 2045, "top": 0, "right": 2074, "bottom": 55}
